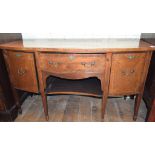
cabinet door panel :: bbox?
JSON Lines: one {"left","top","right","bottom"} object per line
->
{"left": 4, "top": 51, "right": 38, "bottom": 93}
{"left": 109, "top": 52, "right": 146, "bottom": 95}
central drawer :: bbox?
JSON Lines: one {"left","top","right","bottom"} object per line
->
{"left": 39, "top": 53, "right": 106, "bottom": 74}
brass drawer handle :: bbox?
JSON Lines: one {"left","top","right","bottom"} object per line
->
{"left": 128, "top": 55, "right": 138, "bottom": 60}
{"left": 15, "top": 53, "right": 22, "bottom": 57}
{"left": 68, "top": 55, "right": 76, "bottom": 61}
{"left": 121, "top": 69, "right": 135, "bottom": 76}
{"left": 48, "top": 61, "right": 61, "bottom": 67}
{"left": 17, "top": 68, "right": 27, "bottom": 76}
{"left": 130, "top": 69, "right": 135, "bottom": 73}
{"left": 81, "top": 62, "right": 96, "bottom": 67}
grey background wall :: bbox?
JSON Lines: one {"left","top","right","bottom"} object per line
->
{"left": 0, "top": 33, "right": 22, "bottom": 43}
{"left": 141, "top": 33, "right": 155, "bottom": 38}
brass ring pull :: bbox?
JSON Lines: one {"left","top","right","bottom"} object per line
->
{"left": 130, "top": 69, "right": 135, "bottom": 73}
{"left": 17, "top": 68, "right": 27, "bottom": 76}
{"left": 121, "top": 69, "right": 135, "bottom": 76}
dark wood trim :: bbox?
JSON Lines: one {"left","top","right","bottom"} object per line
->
{"left": 147, "top": 99, "right": 155, "bottom": 121}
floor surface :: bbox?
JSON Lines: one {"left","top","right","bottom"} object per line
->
{"left": 15, "top": 95, "right": 147, "bottom": 122}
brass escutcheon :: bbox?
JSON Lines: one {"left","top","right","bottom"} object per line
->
{"left": 17, "top": 68, "right": 26, "bottom": 76}
{"left": 16, "top": 53, "right": 22, "bottom": 57}
{"left": 68, "top": 55, "right": 75, "bottom": 61}
{"left": 128, "top": 55, "right": 136, "bottom": 59}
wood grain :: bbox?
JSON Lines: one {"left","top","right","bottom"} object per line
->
{"left": 3, "top": 50, "right": 39, "bottom": 93}
{"left": 109, "top": 52, "right": 146, "bottom": 95}
{"left": 0, "top": 39, "right": 154, "bottom": 52}
{"left": 39, "top": 53, "right": 106, "bottom": 73}
{"left": 0, "top": 39, "right": 153, "bottom": 121}
{"left": 15, "top": 95, "right": 147, "bottom": 122}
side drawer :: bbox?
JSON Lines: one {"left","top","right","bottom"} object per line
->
{"left": 3, "top": 51, "right": 38, "bottom": 93}
{"left": 109, "top": 52, "right": 146, "bottom": 95}
{"left": 39, "top": 53, "right": 106, "bottom": 74}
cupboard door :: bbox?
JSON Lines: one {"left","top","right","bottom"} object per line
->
{"left": 4, "top": 51, "right": 38, "bottom": 93}
{"left": 109, "top": 52, "right": 146, "bottom": 95}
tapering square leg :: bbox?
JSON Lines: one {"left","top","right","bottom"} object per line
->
{"left": 41, "top": 92, "right": 49, "bottom": 121}
{"left": 102, "top": 92, "right": 108, "bottom": 120}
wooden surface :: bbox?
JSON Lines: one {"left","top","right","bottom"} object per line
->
{"left": 45, "top": 76, "right": 102, "bottom": 97}
{"left": 0, "top": 38, "right": 153, "bottom": 121}
{"left": 15, "top": 95, "right": 147, "bottom": 122}
{"left": 39, "top": 53, "right": 106, "bottom": 74}
{"left": 0, "top": 39, "right": 154, "bottom": 52}
{"left": 109, "top": 52, "right": 146, "bottom": 95}
{"left": 3, "top": 50, "right": 38, "bottom": 93}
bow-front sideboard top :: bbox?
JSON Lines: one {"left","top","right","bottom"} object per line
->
{"left": 0, "top": 38, "right": 154, "bottom": 121}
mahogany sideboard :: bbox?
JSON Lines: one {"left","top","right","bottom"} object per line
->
{"left": 0, "top": 38, "right": 154, "bottom": 121}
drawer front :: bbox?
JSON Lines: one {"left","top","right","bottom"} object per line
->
{"left": 109, "top": 52, "right": 146, "bottom": 95}
{"left": 39, "top": 53, "right": 106, "bottom": 74}
{"left": 4, "top": 51, "right": 38, "bottom": 93}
